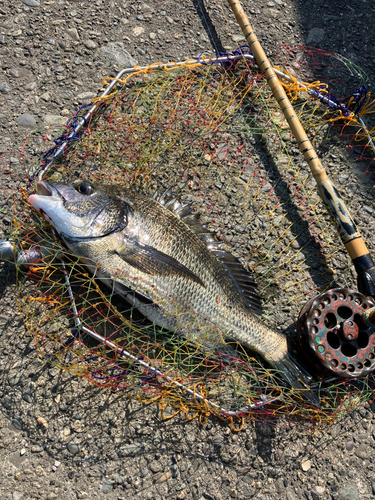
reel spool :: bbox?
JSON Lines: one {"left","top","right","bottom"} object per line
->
{"left": 297, "top": 288, "right": 375, "bottom": 378}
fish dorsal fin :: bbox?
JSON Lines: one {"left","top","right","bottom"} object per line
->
{"left": 206, "top": 243, "right": 262, "bottom": 316}
{"left": 155, "top": 187, "right": 262, "bottom": 315}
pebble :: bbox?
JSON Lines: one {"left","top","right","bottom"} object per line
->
{"left": 31, "top": 445, "right": 43, "bottom": 453}
{"left": 0, "top": 82, "right": 10, "bottom": 94}
{"left": 66, "top": 28, "right": 80, "bottom": 41}
{"left": 149, "top": 460, "right": 162, "bottom": 473}
{"left": 100, "top": 42, "right": 138, "bottom": 68}
{"left": 232, "top": 35, "right": 245, "bottom": 43}
{"left": 301, "top": 460, "right": 311, "bottom": 471}
{"left": 37, "top": 417, "right": 48, "bottom": 428}
{"left": 117, "top": 443, "right": 146, "bottom": 457}
{"left": 84, "top": 40, "right": 97, "bottom": 50}
{"left": 149, "top": 32, "right": 156, "bottom": 40}
{"left": 8, "top": 68, "right": 20, "bottom": 78}
{"left": 140, "top": 468, "right": 149, "bottom": 478}
{"left": 345, "top": 441, "right": 354, "bottom": 451}
{"left": 24, "top": 81, "right": 37, "bottom": 91}
{"left": 337, "top": 484, "right": 359, "bottom": 500}
{"left": 8, "top": 417, "right": 24, "bottom": 433}
{"left": 67, "top": 443, "right": 80, "bottom": 455}
{"left": 0, "top": 35, "right": 5, "bottom": 44}
{"left": 101, "top": 480, "right": 113, "bottom": 494}
{"left": 315, "top": 486, "right": 325, "bottom": 495}
{"left": 171, "top": 464, "right": 179, "bottom": 478}
{"left": 22, "top": 0, "right": 40, "bottom": 6}
{"left": 115, "top": 475, "right": 124, "bottom": 485}
{"left": 306, "top": 28, "right": 325, "bottom": 45}
{"left": 154, "top": 471, "right": 171, "bottom": 483}
{"left": 133, "top": 26, "right": 145, "bottom": 36}
{"left": 16, "top": 114, "right": 36, "bottom": 127}
{"left": 40, "top": 92, "right": 51, "bottom": 101}
{"left": 77, "top": 92, "right": 96, "bottom": 101}
{"left": 12, "top": 493, "right": 23, "bottom": 500}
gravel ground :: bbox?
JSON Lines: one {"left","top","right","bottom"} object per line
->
{"left": 1, "top": 1, "right": 375, "bottom": 500}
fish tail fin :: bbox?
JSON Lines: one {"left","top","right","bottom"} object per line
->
{"left": 273, "top": 353, "right": 320, "bottom": 408}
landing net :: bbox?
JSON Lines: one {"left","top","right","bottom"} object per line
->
{"left": 2, "top": 45, "right": 375, "bottom": 429}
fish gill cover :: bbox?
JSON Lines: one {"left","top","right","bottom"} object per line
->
{"left": 1, "top": 45, "right": 375, "bottom": 430}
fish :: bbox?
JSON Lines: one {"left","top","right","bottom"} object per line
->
{"left": 29, "top": 179, "right": 319, "bottom": 406}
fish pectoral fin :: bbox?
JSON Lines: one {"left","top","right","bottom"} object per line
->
{"left": 116, "top": 239, "right": 204, "bottom": 287}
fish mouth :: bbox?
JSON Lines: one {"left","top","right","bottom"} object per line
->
{"left": 36, "top": 181, "right": 58, "bottom": 198}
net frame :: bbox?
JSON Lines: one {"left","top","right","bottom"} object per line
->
{"left": 3, "top": 49, "right": 375, "bottom": 429}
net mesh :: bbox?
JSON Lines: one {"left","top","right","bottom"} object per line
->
{"left": 2, "top": 46, "right": 375, "bottom": 429}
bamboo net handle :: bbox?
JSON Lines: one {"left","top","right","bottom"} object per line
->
{"left": 227, "top": 0, "right": 370, "bottom": 262}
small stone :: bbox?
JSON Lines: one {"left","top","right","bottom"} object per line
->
{"left": 17, "top": 113, "right": 36, "bottom": 127}
{"left": 301, "top": 460, "right": 311, "bottom": 472}
{"left": 133, "top": 26, "right": 145, "bottom": 36}
{"left": 115, "top": 475, "right": 124, "bottom": 485}
{"left": 140, "top": 468, "right": 149, "bottom": 478}
{"left": 345, "top": 441, "right": 354, "bottom": 451}
{"left": 166, "top": 16, "right": 174, "bottom": 24}
{"left": 84, "top": 40, "right": 97, "bottom": 50}
{"left": 149, "top": 32, "right": 156, "bottom": 40}
{"left": 101, "top": 480, "right": 113, "bottom": 494}
{"left": 0, "top": 35, "right": 5, "bottom": 44}
{"left": 67, "top": 443, "right": 80, "bottom": 455}
{"left": 40, "top": 92, "right": 51, "bottom": 101}
{"left": 363, "top": 205, "right": 374, "bottom": 215}
{"left": 177, "top": 492, "right": 186, "bottom": 500}
{"left": 306, "top": 28, "right": 325, "bottom": 45}
{"left": 171, "top": 464, "right": 179, "bottom": 478}
{"left": 37, "top": 417, "right": 48, "bottom": 428}
{"left": 0, "top": 82, "right": 10, "bottom": 94}
{"left": 20, "top": 449, "right": 26, "bottom": 456}
{"left": 77, "top": 92, "right": 96, "bottom": 102}
{"left": 8, "top": 418, "right": 24, "bottom": 433}
{"left": 154, "top": 471, "right": 171, "bottom": 483}
{"left": 66, "top": 28, "right": 80, "bottom": 41}
{"left": 232, "top": 35, "right": 245, "bottom": 43}
{"left": 31, "top": 445, "right": 43, "bottom": 453}
{"left": 149, "top": 460, "right": 162, "bottom": 473}
{"left": 25, "top": 81, "right": 37, "bottom": 91}
{"left": 100, "top": 42, "right": 138, "bottom": 68}
{"left": 337, "top": 485, "right": 359, "bottom": 500}
{"left": 12, "top": 493, "right": 23, "bottom": 500}
{"left": 23, "top": 0, "right": 40, "bottom": 6}
{"left": 315, "top": 486, "right": 325, "bottom": 495}
{"left": 8, "top": 68, "right": 20, "bottom": 78}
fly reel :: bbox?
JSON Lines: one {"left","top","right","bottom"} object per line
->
{"left": 297, "top": 288, "right": 375, "bottom": 378}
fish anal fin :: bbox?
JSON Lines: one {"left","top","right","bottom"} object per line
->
{"left": 116, "top": 239, "right": 204, "bottom": 287}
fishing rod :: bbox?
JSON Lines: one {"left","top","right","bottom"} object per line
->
{"left": 227, "top": 0, "right": 375, "bottom": 379}
{"left": 227, "top": 0, "right": 375, "bottom": 301}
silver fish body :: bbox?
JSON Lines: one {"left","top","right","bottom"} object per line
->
{"left": 29, "top": 180, "right": 318, "bottom": 405}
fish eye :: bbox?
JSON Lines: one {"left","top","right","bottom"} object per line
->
{"left": 76, "top": 182, "right": 94, "bottom": 195}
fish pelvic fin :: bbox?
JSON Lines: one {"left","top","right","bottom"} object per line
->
{"left": 273, "top": 354, "right": 320, "bottom": 408}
